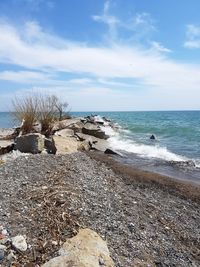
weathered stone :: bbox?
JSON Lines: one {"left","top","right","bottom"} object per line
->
{"left": 11, "top": 235, "right": 27, "bottom": 252}
{"left": 45, "top": 138, "right": 57, "bottom": 154}
{"left": 78, "top": 140, "right": 91, "bottom": 151}
{"left": 0, "top": 143, "right": 14, "bottom": 155}
{"left": 52, "top": 118, "right": 82, "bottom": 132}
{"left": 15, "top": 133, "right": 45, "bottom": 154}
{"left": 53, "top": 136, "right": 79, "bottom": 154}
{"left": 104, "top": 148, "right": 123, "bottom": 157}
{"left": 82, "top": 123, "right": 109, "bottom": 139}
{"left": 42, "top": 229, "right": 114, "bottom": 267}
{"left": 55, "top": 129, "right": 74, "bottom": 137}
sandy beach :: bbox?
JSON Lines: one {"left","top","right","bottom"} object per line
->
{"left": 0, "top": 151, "right": 199, "bottom": 266}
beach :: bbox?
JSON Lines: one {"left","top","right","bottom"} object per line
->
{"left": 0, "top": 152, "right": 200, "bottom": 266}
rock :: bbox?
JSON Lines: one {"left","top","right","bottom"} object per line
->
{"left": 150, "top": 134, "right": 156, "bottom": 140}
{"left": 53, "top": 136, "right": 80, "bottom": 154}
{"left": 104, "top": 148, "right": 123, "bottom": 157}
{"left": 52, "top": 118, "right": 82, "bottom": 132}
{"left": 78, "top": 140, "right": 91, "bottom": 151}
{"left": 45, "top": 138, "right": 57, "bottom": 154}
{"left": 68, "top": 122, "right": 84, "bottom": 133}
{"left": 55, "top": 129, "right": 74, "bottom": 137}
{"left": 11, "top": 235, "right": 27, "bottom": 252}
{"left": 15, "top": 133, "right": 45, "bottom": 154}
{"left": 82, "top": 123, "right": 109, "bottom": 139}
{"left": 0, "top": 143, "right": 14, "bottom": 155}
{"left": 0, "top": 249, "right": 4, "bottom": 262}
{"left": 42, "top": 229, "right": 114, "bottom": 267}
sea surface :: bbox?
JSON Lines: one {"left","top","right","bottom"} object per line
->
{"left": 1, "top": 111, "right": 200, "bottom": 183}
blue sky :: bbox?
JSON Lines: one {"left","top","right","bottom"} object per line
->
{"left": 0, "top": 0, "right": 200, "bottom": 111}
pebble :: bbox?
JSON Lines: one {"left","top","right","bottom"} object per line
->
{"left": 11, "top": 235, "right": 27, "bottom": 252}
{"left": 0, "top": 249, "right": 4, "bottom": 261}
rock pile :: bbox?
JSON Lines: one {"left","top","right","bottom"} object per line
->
{"left": 0, "top": 115, "right": 121, "bottom": 159}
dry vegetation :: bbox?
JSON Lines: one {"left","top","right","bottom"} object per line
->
{"left": 12, "top": 94, "right": 70, "bottom": 136}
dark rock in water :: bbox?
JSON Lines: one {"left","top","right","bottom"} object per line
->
{"left": 82, "top": 123, "right": 109, "bottom": 139}
{"left": 104, "top": 148, "right": 123, "bottom": 157}
{"left": 45, "top": 138, "right": 57, "bottom": 154}
{"left": 150, "top": 134, "right": 156, "bottom": 140}
{"left": 0, "top": 143, "right": 14, "bottom": 155}
{"left": 102, "top": 116, "right": 111, "bottom": 122}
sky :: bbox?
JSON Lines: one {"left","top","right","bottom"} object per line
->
{"left": 0, "top": 0, "right": 200, "bottom": 111}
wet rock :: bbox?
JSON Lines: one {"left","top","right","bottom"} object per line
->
{"left": 150, "top": 134, "right": 156, "bottom": 140}
{"left": 11, "top": 235, "right": 27, "bottom": 252}
{"left": 82, "top": 123, "right": 109, "bottom": 139}
{"left": 15, "top": 133, "right": 45, "bottom": 154}
{"left": 104, "top": 148, "right": 123, "bottom": 157}
{"left": 42, "top": 229, "right": 114, "bottom": 267}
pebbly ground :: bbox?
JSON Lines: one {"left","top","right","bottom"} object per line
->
{"left": 0, "top": 152, "right": 199, "bottom": 266}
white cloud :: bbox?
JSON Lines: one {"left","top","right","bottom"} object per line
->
{"left": 184, "top": 24, "right": 200, "bottom": 49}
{"left": 0, "top": 3, "right": 200, "bottom": 111}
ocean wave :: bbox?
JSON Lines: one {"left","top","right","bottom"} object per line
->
{"left": 108, "top": 135, "right": 186, "bottom": 162}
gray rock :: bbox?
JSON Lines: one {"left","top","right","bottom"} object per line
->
{"left": 104, "top": 148, "right": 123, "bottom": 157}
{"left": 15, "top": 133, "right": 45, "bottom": 154}
{"left": 55, "top": 129, "right": 74, "bottom": 137}
{"left": 11, "top": 235, "right": 27, "bottom": 252}
{"left": 82, "top": 123, "right": 109, "bottom": 139}
{"left": 45, "top": 138, "right": 57, "bottom": 154}
{"left": 0, "top": 249, "right": 4, "bottom": 262}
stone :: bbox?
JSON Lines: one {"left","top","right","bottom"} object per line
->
{"left": 0, "top": 249, "right": 4, "bottom": 262}
{"left": 82, "top": 123, "right": 109, "bottom": 139}
{"left": 0, "top": 143, "right": 14, "bottom": 155}
{"left": 104, "top": 148, "right": 123, "bottom": 157}
{"left": 53, "top": 136, "right": 79, "bottom": 154}
{"left": 45, "top": 138, "right": 57, "bottom": 154}
{"left": 11, "top": 235, "right": 27, "bottom": 252}
{"left": 52, "top": 118, "right": 81, "bottom": 132}
{"left": 42, "top": 229, "right": 115, "bottom": 267}
{"left": 15, "top": 133, "right": 45, "bottom": 154}
{"left": 55, "top": 129, "right": 74, "bottom": 138}
{"left": 78, "top": 140, "right": 91, "bottom": 151}
{"left": 150, "top": 134, "right": 156, "bottom": 140}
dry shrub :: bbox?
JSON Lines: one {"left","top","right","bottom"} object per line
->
{"left": 37, "top": 94, "right": 58, "bottom": 136}
{"left": 12, "top": 95, "right": 39, "bottom": 134}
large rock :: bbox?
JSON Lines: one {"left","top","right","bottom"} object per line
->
{"left": 15, "top": 133, "right": 45, "bottom": 154}
{"left": 55, "top": 129, "right": 74, "bottom": 138}
{"left": 53, "top": 136, "right": 80, "bottom": 154}
{"left": 45, "top": 138, "right": 57, "bottom": 154}
{"left": 75, "top": 133, "right": 109, "bottom": 152}
{"left": 42, "top": 229, "right": 115, "bottom": 267}
{"left": 0, "top": 141, "right": 14, "bottom": 155}
{"left": 82, "top": 123, "right": 109, "bottom": 139}
{"left": 52, "top": 118, "right": 82, "bottom": 132}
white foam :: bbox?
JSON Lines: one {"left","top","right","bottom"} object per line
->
{"left": 108, "top": 136, "right": 186, "bottom": 162}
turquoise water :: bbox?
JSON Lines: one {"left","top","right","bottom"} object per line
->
{"left": 1, "top": 111, "right": 200, "bottom": 182}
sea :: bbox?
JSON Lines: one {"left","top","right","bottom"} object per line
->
{"left": 0, "top": 111, "right": 200, "bottom": 184}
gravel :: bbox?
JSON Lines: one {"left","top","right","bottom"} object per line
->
{"left": 0, "top": 152, "right": 199, "bottom": 266}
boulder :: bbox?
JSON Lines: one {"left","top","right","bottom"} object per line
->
{"left": 55, "top": 129, "right": 74, "bottom": 138}
{"left": 15, "top": 133, "right": 45, "bottom": 154}
{"left": 52, "top": 118, "right": 81, "bottom": 132}
{"left": 150, "top": 134, "right": 156, "bottom": 140}
{"left": 0, "top": 142, "right": 14, "bottom": 155}
{"left": 78, "top": 140, "right": 91, "bottom": 151}
{"left": 42, "top": 229, "right": 114, "bottom": 267}
{"left": 53, "top": 136, "right": 79, "bottom": 154}
{"left": 45, "top": 138, "right": 57, "bottom": 154}
{"left": 82, "top": 123, "right": 109, "bottom": 139}
{"left": 104, "top": 148, "right": 123, "bottom": 157}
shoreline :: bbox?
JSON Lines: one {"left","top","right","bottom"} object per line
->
{"left": 87, "top": 151, "right": 200, "bottom": 203}
{"left": 0, "top": 152, "right": 199, "bottom": 266}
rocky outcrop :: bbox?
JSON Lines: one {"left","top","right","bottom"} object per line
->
{"left": 45, "top": 138, "right": 57, "bottom": 154}
{"left": 15, "top": 133, "right": 45, "bottom": 154}
{"left": 82, "top": 123, "right": 109, "bottom": 139}
{"left": 42, "top": 229, "right": 115, "bottom": 267}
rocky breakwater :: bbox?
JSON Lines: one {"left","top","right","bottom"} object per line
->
{"left": 0, "top": 115, "right": 121, "bottom": 160}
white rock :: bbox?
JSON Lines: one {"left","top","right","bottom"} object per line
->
{"left": 11, "top": 235, "right": 27, "bottom": 252}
